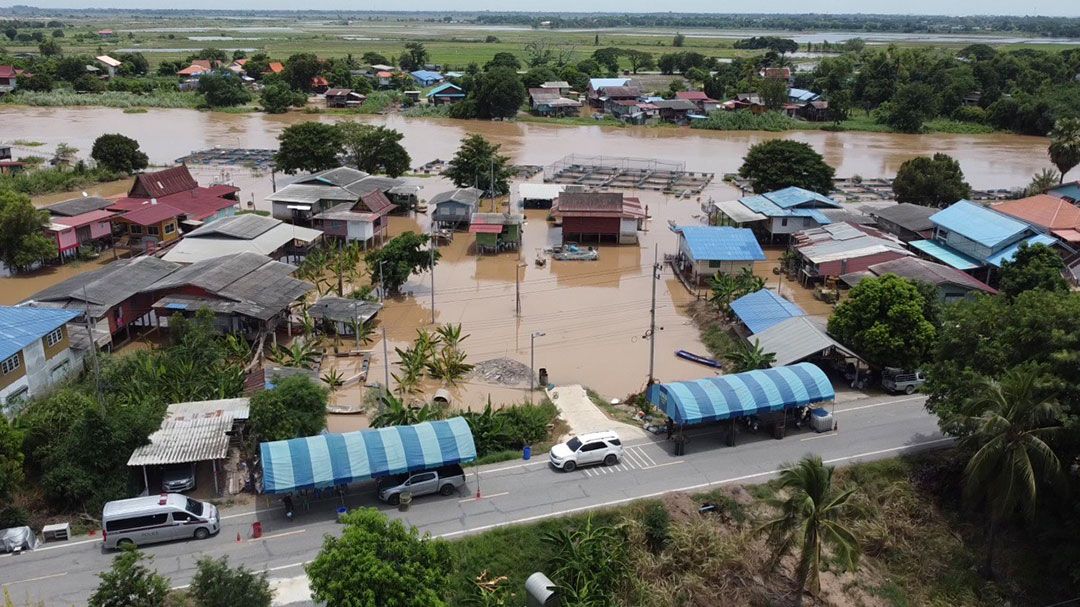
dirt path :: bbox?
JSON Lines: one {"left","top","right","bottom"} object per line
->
{"left": 546, "top": 384, "right": 649, "bottom": 441}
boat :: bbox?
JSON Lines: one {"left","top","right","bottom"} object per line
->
{"left": 415, "top": 201, "right": 429, "bottom": 213}
{"left": 675, "top": 349, "right": 724, "bottom": 369}
{"left": 551, "top": 244, "right": 599, "bottom": 261}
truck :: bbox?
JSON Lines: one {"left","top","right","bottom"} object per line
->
{"left": 881, "top": 368, "right": 926, "bottom": 395}
{"left": 376, "top": 464, "right": 467, "bottom": 505}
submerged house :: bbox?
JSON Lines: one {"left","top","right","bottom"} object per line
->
{"left": 43, "top": 197, "right": 117, "bottom": 260}
{"left": 840, "top": 256, "right": 997, "bottom": 302}
{"left": 0, "top": 306, "right": 84, "bottom": 415}
{"left": 529, "top": 88, "right": 581, "bottom": 116}
{"left": 325, "top": 88, "right": 366, "bottom": 108}
{"left": 266, "top": 167, "right": 408, "bottom": 225}
{"left": 108, "top": 165, "right": 240, "bottom": 228}
{"left": 470, "top": 212, "right": 524, "bottom": 254}
{"left": 431, "top": 188, "right": 482, "bottom": 230}
{"left": 308, "top": 296, "right": 383, "bottom": 336}
{"left": 161, "top": 214, "right": 323, "bottom": 264}
{"left": 586, "top": 78, "right": 636, "bottom": 108}
{"left": 791, "top": 222, "right": 911, "bottom": 285}
{"left": 552, "top": 191, "right": 646, "bottom": 245}
{"left": 674, "top": 226, "right": 766, "bottom": 285}
{"left": 311, "top": 190, "right": 396, "bottom": 248}
{"left": 869, "top": 203, "right": 937, "bottom": 243}
{"left": 712, "top": 186, "right": 842, "bottom": 242}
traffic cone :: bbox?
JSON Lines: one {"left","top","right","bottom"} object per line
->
{"left": 475, "top": 486, "right": 481, "bottom": 500}
{"left": 236, "top": 532, "right": 242, "bottom": 543}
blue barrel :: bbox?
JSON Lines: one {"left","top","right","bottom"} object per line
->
{"left": 523, "top": 445, "right": 532, "bottom": 460}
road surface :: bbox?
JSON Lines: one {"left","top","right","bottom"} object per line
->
{"left": 1, "top": 393, "right": 946, "bottom": 605}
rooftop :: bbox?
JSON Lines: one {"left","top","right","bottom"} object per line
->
{"left": 870, "top": 203, "right": 937, "bottom": 233}
{"left": 27, "top": 256, "right": 181, "bottom": 318}
{"left": 930, "top": 200, "right": 1030, "bottom": 248}
{"left": 753, "top": 316, "right": 860, "bottom": 367}
{"left": 410, "top": 70, "right": 444, "bottom": 81}
{"left": 44, "top": 196, "right": 114, "bottom": 217}
{"left": 678, "top": 226, "right": 765, "bottom": 262}
{"left": 51, "top": 209, "right": 116, "bottom": 229}
{"left": 116, "top": 202, "right": 184, "bottom": 226}
{"left": 554, "top": 192, "right": 646, "bottom": 219}
{"left": 163, "top": 215, "right": 322, "bottom": 264}
{"left": 794, "top": 222, "right": 910, "bottom": 264}
{"left": 308, "top": 296, "right": 383, "bottom": 325}
{"left": 1049, "top": 181, "right": 1080, "bottom": 202}
{"left": 427, "top": 82, "right": 463, "bottom": 96}
{"left": 431, "top": 188, "right": 483, "bottom": 206}
{"left": 729, "top": 289, "right": 806, "bottom": 334}
{"left": 866, "top": 256, "right": 997, "bottom": 294}
{"left": 0, "top": 306, "right": 81, "bottom": 361}
{"left": 992, "top": 194, "right": 1080, "bottom": 231}
{"left": 589, "top": 77, "right": 633, "bottom": 90}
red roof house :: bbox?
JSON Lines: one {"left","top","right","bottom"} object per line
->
{"left": 178, "top": 60, "right": 214, "bottom": 77}
{"left": 110, "top": 166, "right": 240, "bottom": 223}
{"left": 992, "top": 194, "right": 1080, "bottom": 244}
{"left": 266, "top": 62, "right": 284, "bottom": 75}
{"left": 552, "top": 191, "right": 646, "bottom": 244}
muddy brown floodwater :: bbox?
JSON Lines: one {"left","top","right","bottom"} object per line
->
{"left": 0, "top": 106, "right": 1053, "bottom": 407}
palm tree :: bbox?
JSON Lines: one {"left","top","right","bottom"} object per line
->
{"left": 1048, "top": 117, "right": 1080, "bottom": 183}
{"left": 371, "top": 391, "right": 441, "bottom": 427}
{"left": 725, "top": 339, "right": 777, "bottom": 372}
{"left": 962, "top": 366, "right": 1066, "bottom": 576}
{"left": 1025, "top": 168, "right": 1061, "bottom": 196}
{"left": 758, "top": 456, "right": 859, "bottom": 601}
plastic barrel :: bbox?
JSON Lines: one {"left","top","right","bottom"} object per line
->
{"left": 523, "top": 445, "right": 532, "bottom": 460}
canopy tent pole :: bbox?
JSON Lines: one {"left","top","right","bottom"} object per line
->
{"left": 142, "top": 465, "right": 149, "bottom": 494}
{"left": 213, "top": 460, "right": 219, "bottom": 496}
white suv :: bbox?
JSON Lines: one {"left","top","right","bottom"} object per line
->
{"left": 549, "top": 431, "right": 623, "bottom": 472}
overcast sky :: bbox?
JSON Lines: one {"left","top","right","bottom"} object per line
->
{"left": 1, "top": 2, "right": 1078, "bottom": 17}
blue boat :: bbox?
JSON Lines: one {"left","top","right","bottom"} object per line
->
{"left": 675, "top": 349, "right": 724, "bottom": 369}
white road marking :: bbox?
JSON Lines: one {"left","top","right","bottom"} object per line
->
{"left": 439, "top": 437, "right": 954, "bottom": 538}
{"left": 623, "top": 449, "right": 646, "bottom": 468}
{"left": 640, "top": 460, "right": 685, "bottom": 470}
{"left": 2, "top": 572, "right": 68, "bottom": 586}
{"left": 801, "top": 432, "right": 838, "bottom": 441}
{"left": 253, "top": 529, "right": 306, "bottom": 542}
{"left": 836, "top": 396, "right": 923, "bottom": 413}
{"left": 458, "top": 491, "right": 509, "bottom": 503}
{"left": 638, "top": 449, "right": 658, "bottom": 467}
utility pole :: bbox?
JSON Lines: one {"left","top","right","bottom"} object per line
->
{"left": 515, "top": 263, "right": 522, "bottom": 317}
{"left": 529, "top": 331, "right": 545, "bottom": 403}
{"left": 648, "top": 243, "right": 659, "bottom": 386}
{"left": 379, "top": 260, "right": 385, "bottom": 303}
{"left": 83, "top": 285, "right": 103, "bottom": 407}
{"left": 429, "top": 223, "right": 436, "bottom": 324}
{"left": 353, "top": 298, "right": 360, "bottom": 349}
{"left": 381, "top": 325, "right": 390, "bottom": 397}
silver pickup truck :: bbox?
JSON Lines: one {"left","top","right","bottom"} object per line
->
{"left": 882, "top": 368, "right": 926, "bottom": 394}
{"left": 376, "top": 464, "right": 467, "bottom": 505}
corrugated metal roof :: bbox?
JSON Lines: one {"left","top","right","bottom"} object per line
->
{"left": 0, "top": 306, "right": 80, "bottom": 360}
{"left": 308, "top": 296, "right": 383, "bottom": 325}
{"left": 867, "top": 256, "right": 997, "bottom": 294}
{"left": 763, "top": 186, "right": 839, "bottom": 209}
{"left": 730, "top": 289, "right": 806, "bottom": 334}
{"left": 118, "top": 203, "right": 184, "bottom": 226}
{"left": 163, "top": 218, "right": 322, "bottom": 264}
{"left": 1049, "top": 181, "right": 1080, "bottom": 202}
{"left": 127, "top": 415, "right": 235, "bottom": 466}
{"left": 427, "top": 82, "right": 463, "bottom": 97}
{"left": 589, "top": 78, "right": 632, "bottom": 89}
{"left": 986, "top": 234, "right": 1058, "bottom": 267}
{"left": 28, "top": 256, "right": 181, "bottom": 317}
{"left": 519, "top": 183, "right": 565, "bottom": 201}
{"left": 166, "top": 397, "right": 250, "bottom": 422}
{"left": 909, "top": 239, "right": 981, "bottom": 270}
{"left": 410, "top": 70, "right": 444, "bottom": 81}
{"left": 930, "top": 200, "right": 1029, "bottom": 248}
{"left": 431, "top": 188, "right": 482, "bottom": 206}
{"left": 45, "top": 196, "right": 114, "bottom": 217}
{"left": 678, "top": 226, "right": 765, "bottom": 262}
{"left": 713, "top": 199, "right": 767, "bottom": 223}
{"left": 752, "top": 316, "right": 861, "bottom": 367}
{"left": 871, "top": 203, "right": 937, "bottom": 233}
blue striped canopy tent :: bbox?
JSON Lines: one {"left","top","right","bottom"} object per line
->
{"left": 259, "top": 417, "right": 476, "bottom": 494}
{"left": 646, "top": 363, "right": 834, "bottom": 426}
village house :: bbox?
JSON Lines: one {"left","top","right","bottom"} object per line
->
{"left": 178, "top": 59, "right": 214, "bottom": 78}
{"left": 792, "top": 222, "right": 911, "bottom": 285}
{"left": 1048, "top": 181, "right": 1080, "bottom": 203}
{"left": 426, "top": 82, "right": 465, "bottom": 105}
{"left": 540, "top": 80, "right": 571, "bottom": 95}
{"left": 992, "top": 194, "right": 1080, "bottom": 248}
{"left": 529, "top": 88, "right": 581, "bottom": 117}
{"left": 431, "top": 188, "right": 482, "bottom": 230}
{"left": 410, "top": 70, "right": 444, "bottom": 87}
{"left": 761, "top": 66, "right": 793, "bottom": 85}
{"left": 39, "top": 196, "right": 116, "bottom": 260}
{"left": 266, "top": 167, "right": 408, "bottom": 225}
{"left": 111, "top": 203, "right": 184, "bottom": 252}
{"left": 519, "top": 183, "right": 565, "bottom": 209}
{"left": 310, "top": 190, "right": 395, "bottom": 248}
{"left": 470, "top": 212, "right": 524, "bottom": 254}
{"left": 265, "top": 62, "right": 285, "bottom": 76}
{"left": 552, "top": 191, "right": 646, "bottom": 245}
{"left": 840, "top": 256, "right": 997, "bottom": 302}
{"left": 0, "top": 143, "right": 22, "bottom": 175}
{"left": 674, "top": 226, "right": 766, "bottom": 285}
{"left": 0, "top": 66, "right": 18, "bottom": 94}
{"left": 324, "top": 88, "right": 366, "bottom": 108}
{"left": 0, "top": 306, "right": 84, "bottom": 416}
{"left": 587, "top": 78, "right": 638, "bottom": 108}
{"left": 308, "top": 296, "right": 383, "bottom": 336}
{"left": 653, "top": 98, "right": 698, "bottom": 124}
{"left": 909, "top": 200, "right": 1056, "bottom": 281}
{"left": 729, "top": 288, "right": 806, "bottom": 336}
{"left": 161, "top": 214, "right": 323, "bottom": 264}
{"left": 675, "top": 90, "right": 720, "bottom": 113}
{"left": 713, "top": 186, "right": 842, "bottom": 242}
{"left": 373, "top": 70, "right": 395, "bottom": 88}
{"left": 310, "top": 76, "right": 330, "bottom": 94}
{"left": 97, "top": 29, "right": 116, "bottom": 39}
{"left": 95, "top": 55, "right": 121, "bottom": 79}
{"left": 868, "top": 203, "right": 937, "bottom": 242}
{"left": 608, "top": 99, "right": 649, "bottom": 123}
{"left": 110, "top": 166, "right": 239, "bottom": 223}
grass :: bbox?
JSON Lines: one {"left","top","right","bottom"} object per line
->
{"left": 3, "top": 90, "right": 201, "bottom": 109}
{"left": 0, "top": 167, "right": 123, "bottom": 196}
{"left": 586, "top": 387, "right": 640, "bottom": 426}
{"left": 11, "top": 139, "right": 45, "bottom": 147}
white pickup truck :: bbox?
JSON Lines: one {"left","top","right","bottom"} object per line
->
{"left": 376, "top": 464, "right": 467, "bottom": 505}
{"left": 881, "top": 368, "right": 926, "bottom": 394}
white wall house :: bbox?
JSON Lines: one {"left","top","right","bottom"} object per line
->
{"left": 0, "top": 307, "right": 85, "bottom": 417}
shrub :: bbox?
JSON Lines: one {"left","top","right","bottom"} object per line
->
{"left": 691, "top": 110, "right": 798, "bottom": 132}
{"left": 951, "top": 105, "right": 987, "bottom": 123}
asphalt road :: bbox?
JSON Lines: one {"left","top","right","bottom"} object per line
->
{"left": 1, "top": 393, "right": 946, "bottom": 605}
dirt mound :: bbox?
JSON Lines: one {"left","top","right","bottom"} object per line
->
{"left": 660, "top": 491, "right": 700, "bottom": 525}
{"left": 470, "top": 358, "right": 534, "bottom": 387}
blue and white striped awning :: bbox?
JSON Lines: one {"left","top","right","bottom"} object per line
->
{"left": 646, "top": 363, "right": 834, "bottom": 426}
{"left": 259, "top": 417, "right": 477, "bottom": 494}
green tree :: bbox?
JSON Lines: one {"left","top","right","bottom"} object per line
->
{"left": 738, "top": 139, "right": 835, "bottom": 194}
{"left": 307, "top": 508, "right": 452, "bottom": 607}
{"left": 892, "top": 153, "right": 973, "bottom": 207}
{"left": 188, "top": 556, "right": 273, "bottom": 607}
{"left": 55, "top": 55, "right": 90, "bottom": 83}
{"left": 673, "top": 33, "right": 686, "bottom": 47}
{"left": 758, "top": 77, "right": 788, "bottom": 110}
{"left": 484, "top": 52, "right": 521, "bottom": 71}
{"left": 18, "top": 72, "right": 53, "bottom": 92}
{"left": 365, "top": 231, "right": 440, "bottom": 295}
{"left": 400, "top": 42, "right": 429, "bottom": 72}
{"left": 879, "top": 82, "right": 938, "bottom": 133}
{"left": 1025, "top": 168, "right": 1061, "bottom": 196}
{"left": 444, "top": 134, "right": 513, "bottom": 196}
{"left": 244, "top": 53, "right": 271, "bottom": 81}
{"left": 999, "top": 242, "right": 1068, "bottom": 298}
{"left": 0, "top": 190, "right": 57, "bottom": 272}
{"left": 0, "top": 417, "right": 24, "bottom": 527}
{"left": 624, "top": 49, "right": 655, "bottom": 74}
{"left": 37, "top": 37, "right": 61, "bottom": 56}
{"left": 725, "top": 339, "right": 777, "bottom": 372}
{"left": 249, "top": 374, "right": 328, "bottom": 442}
{"left": 273, "top": 122, "right": 343, "bottom": 174}
{"left": 336, "top": 122, "right": 411, "bottom": 177}
{"left": 469, "top": 67, "right": 525, "bottom": 120}
{"left": 90, "top": 133, "right": 148, "bottom": 174}
{"left": 758, "top": 456, "right": 859, "bottom": 598}
{"left": 88, "top": 549, "right": 170, "bottom": 607}
{"left": 260, "top": 81, "right": 306, "bottom": 114}
{"left": 198, "top": 72, "right": 252, "bottom": 108}
{"left": 362, "top": 51, "right": 388, "bottom": 66}
{"left": 282, "top": 52, "right": 321, "bottom": 92}
{"left": 591, "top": 47, "right": 622, "bottom": 75}
{"left": 962, "top": 366, "right": 1066, "bottom": 576}
{"left": 521, "top": 66, "right": 557, "bottom": 89}
{"left": 1048, "top": 117, "right": 1080, "bottom": 182}
{"left": 828, "top": 274, "right": 936, "bottom": 369}
{"left": 558, "top": 66, "right": 588, "bottom": 92}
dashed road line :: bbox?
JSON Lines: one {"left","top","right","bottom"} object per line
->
{"left": 3, "top": 572, "right": 68, "bottom": 586}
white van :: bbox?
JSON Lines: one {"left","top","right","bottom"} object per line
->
{"left": 102, "top": 493, "right": 219, "bottom": 550}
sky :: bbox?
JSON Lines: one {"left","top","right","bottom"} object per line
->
{"left": 1, "top": 2, "right": 1078, "bottom": 17}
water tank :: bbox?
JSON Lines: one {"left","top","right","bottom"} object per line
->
{"left": 525, "top": 572, "right": 558, "bottom": 607}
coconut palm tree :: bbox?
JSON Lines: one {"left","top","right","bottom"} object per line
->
{"left": 1025, "top": 168, "right": 1061, "bottom": 196}
{"left": 758, "top": 455, "right": 860, "bottom": 601}
{"left": 725, "top": 338, "right": 777, "bottom": 372}
{"left": 962, "top": 365, "right": 1066, "bottom": 576}
{"left": 1049, "top": 117, "right": 1080, "bottom": 183}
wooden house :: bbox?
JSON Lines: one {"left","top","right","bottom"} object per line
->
{"left": 470, "top": 212, "right": 524, "bottom": 254}
{"left": 552, "top": 191, "right": 646, "bottom": 245}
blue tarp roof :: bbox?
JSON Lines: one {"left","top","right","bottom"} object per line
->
{"left": 427, "top": 82, "right": 464, "bottom": 97}
{"left": 0, "top": 306, "right": 80, "bottom": 361}
{"left": 986, "top": 234, "right": 1057, "bottom": 267}
{"left": 1049, "top": 182, "right": 1080, "bottom": 202}
{"left": 410, "top": 70, "right": 444, "bottom": 82}
{"left": 930, "top": 200, "right": 1029, "bottom": 248}
{"left": 789, "top": 88, "right": 820, "bottom": 102}
{"left": 678, "top": 226, "right": 765, "bottom": 262}
{"left": 259, "top": 417, "right": 476, "bottom": 494}
{"left": 909, "top": 239, "right": 981, "bottom": 270}
{"left": 730, "top": 289, "right": 806, "bottom": 334}
{"left": 647, "top": 363, "right": 834, "bottom": 426}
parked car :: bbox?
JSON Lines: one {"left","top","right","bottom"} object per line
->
{"left": 882, "top": 367, "right": 926, "bottom": 394}
{"left": 549, "top": 430, "right": 623, "bottom": 472}
{"left": 376, "top": 464, "right": 467, "bottom": 505}
{"left": 102, "top": 493, "right": 219, "bottom": 550}
{"left": 161, "top": 463, "right": 196, "bottom": 493}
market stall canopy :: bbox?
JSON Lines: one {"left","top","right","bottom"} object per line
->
{"left": 647, "top": 363, "right": 834, "bottom": 426}
{"left": 259, "top": 417, "right": 477, "bottom": 494}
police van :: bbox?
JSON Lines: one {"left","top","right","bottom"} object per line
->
{"left": 102, "top": 493, "right": 219, "bottom": 550}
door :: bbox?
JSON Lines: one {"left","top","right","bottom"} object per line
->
{"left": 168, "top": 511, "right": 194, "bottom": 540}
{"left": 578, "top": 442, "right": 607, "bottom": 465}
{"left": 407, "top": 472, "right": 438, "bottom": 496}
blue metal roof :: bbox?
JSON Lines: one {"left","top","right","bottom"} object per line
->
{"left": 1049, "top": 182, "right": 1080, "bottom": 202}
{"left": 788, "top": 88, "right": 820, "bottom": 102}
{"left": 729, "top": 289, "right": 806, "bottom": 334}
{"left": 260, "top": 417, "right": 476, "bottom": 494}
{"left": 678, "top": 226, "right": 765, "bottom": 262}
{"left": 738, "top": 194, "right": 834, "bottom": 224}
{"left": 908, "top": 239, "right": 981, "bottom": 270}
{"left": 589, "top": 78, "right": 631, "bottom": 89}
{"left": 763, "top": 186, "right": 840, "bottom": 209}
{"left": 410, "top": 70, "right": 444, "bottom": 82}
{"left": 985, "top": 234, "right": 1058, "bottom": 267}
{"left": 426, "top": 82, "right": 464, "bottom": 97}
{"left": 646, "top": 363, "right": 834, "bottom": 426}
{"left": 930, "top": 200, "right": 1029, "bottom": 248}
{"left": 0, "top": 306, "right": 80, "bottom": 361}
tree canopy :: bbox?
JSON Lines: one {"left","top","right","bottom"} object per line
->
{"left": 259, "top": 80, "right": 306, "bottom": 114}
{"left": 892, "top": 153, "right": 972, "bottom": 207}
{"left": 444, "top": 134, "right": 513, "bottom": 196}
{"left": 998, "top": 243, "right": 1068, "bottom": 299}
{"left": 399, "top": 42, "right": 429, "bottom": 72}
{"left": 282, "top": 52, "right": 321, "bottom": 92}
{"left": 365, "top": 231, "right": 440, "bottom": 294}
{"left": 466, "top": 67, "right": 525, "bottom": 120}
{"left": 827, "top": 274, "right": 936, "bottom": 370}
{"left": 0, "top": 189, "right": 57, "bottom": 273}
{"left": 738, "top": 139, "right": 835, "bottom": 194}
{"left": 879, "top": 82, "right": 938, "bottom": 133}
{"left": 1049, "top": 117, "right": 1080, "bottom": 182}
{"left": 189, "top": 556, "right": 273, "bottom": 607}
{"left": 307, "top": 508, "right": 452, "bottom": 607}
{"left": 89, "top": 549, "right": 170, "bottom": 607}
{"left": 273, "top": 122, "right": 343, "bottom": 174}
{"left": 249, "top": 374, "right": 328, "bottom": 442}
{"left": 337, "top": 123, "right": 411, "bottom": 177}
{"left": 90, "top": 133, "right": 148, "bottom": 174}
{"left": 198, "top": 72, "right": 252, "bottom": 108}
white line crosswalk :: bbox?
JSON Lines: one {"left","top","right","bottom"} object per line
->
{"left": 581, "top": 446, "right": 676, "bottom": 477}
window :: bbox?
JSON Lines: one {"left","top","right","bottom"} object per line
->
{"left": 708, "top": 260, "right": 725, "bottom": 268}
{"left": 1, "top": 354, "right": 19, "bottom": 375}
{"left": 171, "top": 511, "right": 192, "bottom": 522}
{"left": 129, "top": 224, "right": 143, "bottom": 234}
{"left": 44, "top": 327, "right": 63, "bottom": 347}
{"left": 50, "top": 360, "right": 70, "bottom": 381}
{"left": 185, "top": 498, "right": 204, "bottom": 516}
{"left": 781, "top": 217, "right": 789, "bottom": 227}
{"left": 164, "top": 222, "right": 175, "bottom": 234}
{"left": 609, "top": 438, "right": 622, "bottom": 446}
{"left": 6, "top": 387, "right": 28, "bottom": 406}
{"left": 566, "top": 437, "right": 583, "bottom": 451}
{"left": 148, "top": 226, "right": 160, "bottom": 236}
{"left": 105, "top": 513, "right": 168, "bottom": 532}
{"left": 409, "top": 472, "right": 437, "bottom": 484}
{"left": 581, "top": 442, "right": 606, "bottom": 452}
